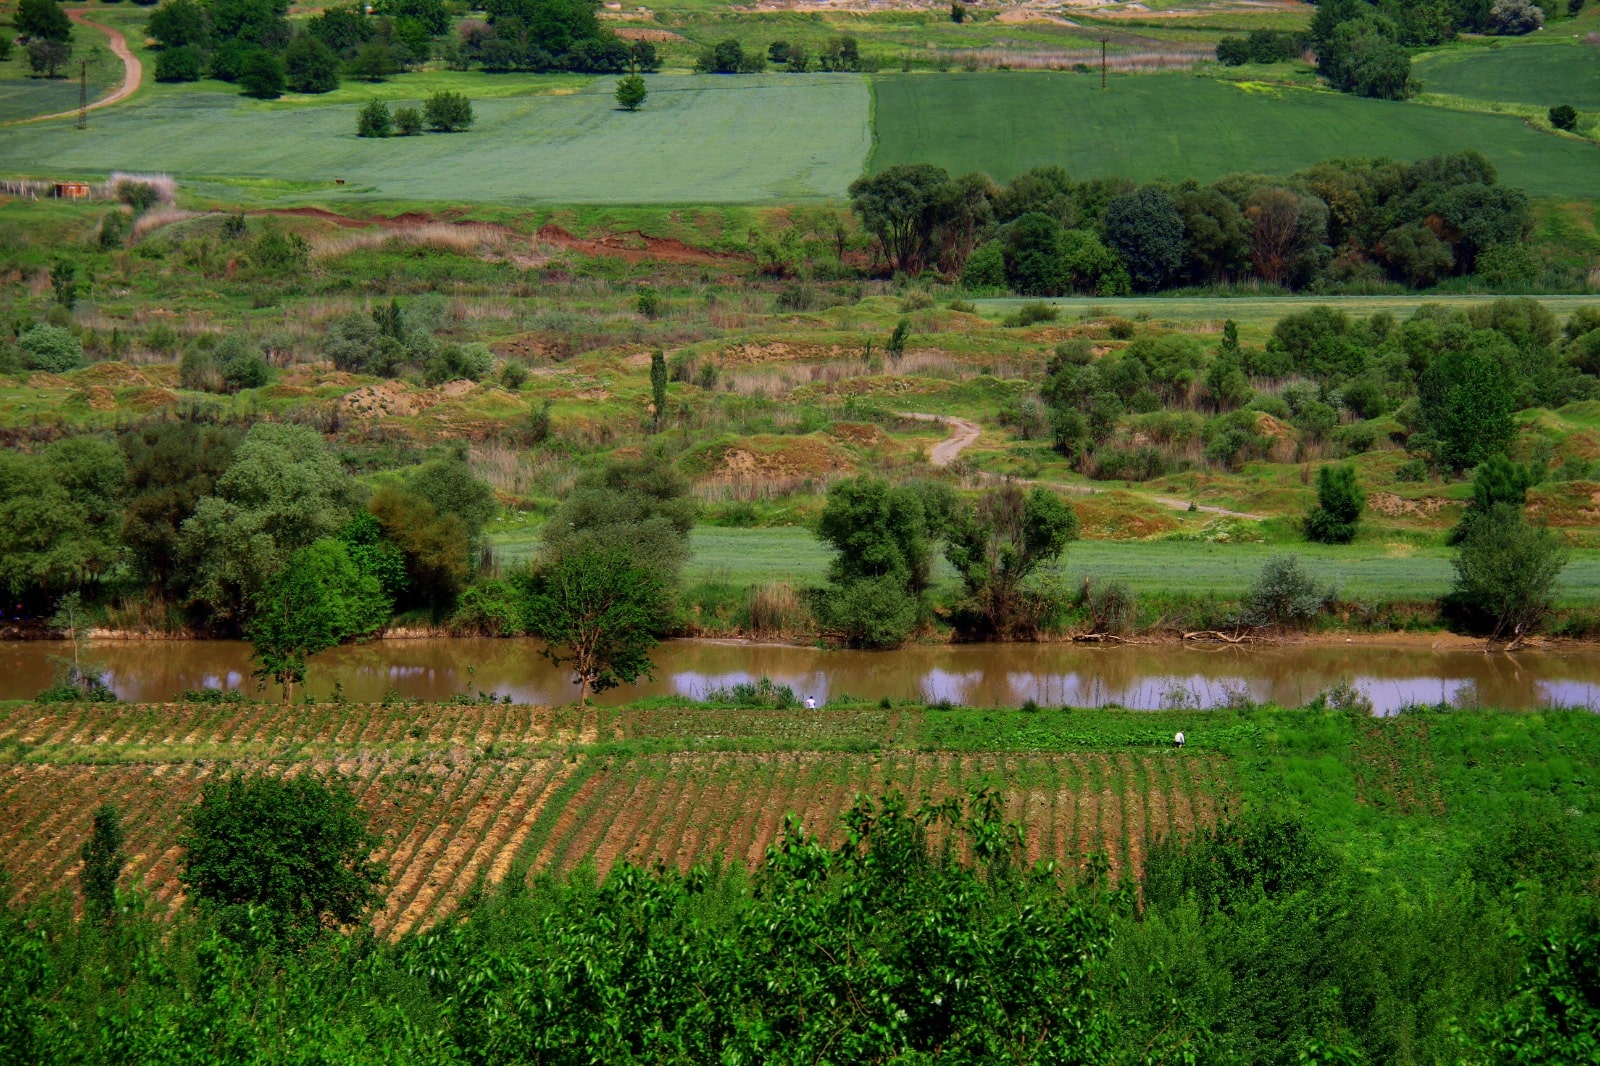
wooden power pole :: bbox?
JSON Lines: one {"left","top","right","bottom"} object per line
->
{"left": 77, "top": 60, "right": 87, "bottom": 129}
{"left": 1100, "top": 39, "right": 1107, "bottom": 91}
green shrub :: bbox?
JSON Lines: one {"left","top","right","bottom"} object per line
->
{"left": 1244, "top": 555, "right": 1332, "bottom": 629}
{"left": 423, "top": 90, "right": 474, "bottom": 132}
{"left": 1549, "top": 104, "right": 1578, "bottom": 131}
{"left": 19, "top": 324, "right": 83, "bottom": 372}
{"left": 357, "top": 99, "right": 393, "bottom": 137}
{"left": 1003, "top": 301, "right": 1060, "bottom": 328}
{"left": 961, "top": 241, "right": 1006, "bottom": 289}
{"left": 393, "top": 105, "right": 423, "bottom": 136}
{"left": 154, "top": 44, "right": 203, "bottom": 82}
{"left": 1304, "top": 464, "right": 1364, "bottom": 544}
{"left": 817, "top": 576, "right": 919, "bottom": 649}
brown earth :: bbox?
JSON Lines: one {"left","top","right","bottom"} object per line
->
{"left": 1368, "top": 492, "right": 1451, "bottom": 518}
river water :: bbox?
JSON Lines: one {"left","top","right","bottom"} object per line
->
{"left": 4, "top": 638, "right": 1600, "bottom": 714}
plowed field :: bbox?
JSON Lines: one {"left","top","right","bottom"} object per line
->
{"left": 0, "top": 701, "right": 1230, "bottom": 934}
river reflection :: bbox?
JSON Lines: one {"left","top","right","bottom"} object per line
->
{"left": 3, "top": 638, "right": 1600, "bottom": 714}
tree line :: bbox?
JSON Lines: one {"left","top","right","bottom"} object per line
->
{"left": 850, "top": 151, "right": 1538, "bottom": 294}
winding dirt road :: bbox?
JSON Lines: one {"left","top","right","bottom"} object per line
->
{"left": 10, "top": 9, "right": 142, "bottom": 125}
{"left": 906, "top": 410, "right": 1265, "bottom": 521}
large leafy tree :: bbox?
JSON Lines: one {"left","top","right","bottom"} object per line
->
{"left": 246, "top": 538, "right": 390, "bottom": 702}
{"left": 847, "top": 163, "right": 953, "bottom": 275}
{"left": 179, "top": 423, "right": 360, "bottom": 622}
{"left": 0, "top": 438, "right": 125, "bottom": 604}
{"left": 1417, "top": 339, "right": 1516, "bottom": 471}
{"left": 520, "top": 545, "right": 669, "bottom": 709}
{"left": 541, "top": 454, "right": 695, "bottom": 583}
{"left": 119, "top": 421, "right": 240, "bottom": 595}
{"left": 945, "top": 485, "right": 1078, "bottom": 640}
{"left": 1102, "top": 185, "right": 1187, "bottom": 293}
{"left": 179, "top": 773, "right": 383, "bottom": 949}
{"left": 816, "top": 476, "right": 935, "bottom": 594}
{"left": 16, "top": 0, "right": 72, "bottom": 41}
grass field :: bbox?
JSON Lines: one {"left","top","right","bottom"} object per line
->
{"left": 3, "top": 74, "right": 871, "bottom": 204}
{"left": 2, "top": 698, "right": 1596, "bottom": 929}
{"left": 869, "top": 71, "right": 1600, "bottom": 196}
{"left": 1415, "top": 39, "right": 1600, "bottom": 110}
{"left": 0, "top": 22, "right": 122, "bottom": 123}
{"left": 485, "top": 525, "right": 1600, "bottom": 605}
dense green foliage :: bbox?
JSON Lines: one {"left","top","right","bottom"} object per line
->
{"left": 1305, "top": 464, "right": 1365, "bottom": 544}
{"left": 178, "top": 773, "right": 383, "bottom": 949}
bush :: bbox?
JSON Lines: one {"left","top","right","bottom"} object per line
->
{"left": 357, "top": 99, "right": 393, "bottom": 137}
{"left": 615, "top": 73, "right": 647, "bottom": 111}
{"left": 450, "top": 579, "right": 523, "bottom": 636}
{"left": 237, "top": 48, "right": 286, "bottom": 99}
{"left": 284, "top": 34, "right": 340, "bottom": 93}
{"left": 962, "top": 241, "right": 1007, "bottom": 289}
{"left": 1244, "top": 555, "right": 1331, "bottom": 629}
{"left": 818, "top": 576, "right": 920, "bottom": 649}
{"left": 423, "top": 90, "right": 474, "bottom": 132}
{"left": 1304, "top": 463, "right": 1364, "bottom": 544}
{"left": 97, "top": 209, "right": 130, "bottom": 249}
{"left": 1003, "top": 301, "right": 1060, "bottom": 328}
{"left": 19, "top": 324, "right": 83, "bottom": 372}
{"left": 1490, "top": 0, "right": 1545, "bottom": 32}
{"left": 393, "top": 105, "right": 423, "bottom": 135}
{"left": 1549, "top": 104, "right": 1578, "bottom": 131}
{"left": 154, "top": 44, "right": 204, "bottom": 82}
{"left": 1082, "top": 578, "right": 1137, "bottom": 634}
{"left": 218, "top": 335, "right": 272, "bottom": 391}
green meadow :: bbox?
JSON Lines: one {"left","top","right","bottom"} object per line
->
{"left": 3, "top": 74, "right": 872, "bottom": 204}
{"left": 868, "top": 71, "right": 1600, "bottom": 196}
{"left": 1415, "top": 38, "right": 1600, "bottom": 110}
{"left": 484, "top": 524, "right": 1600, "bottom": 605}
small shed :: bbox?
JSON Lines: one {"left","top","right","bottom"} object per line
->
{"left": 53, "top": 182, "right": 92, "bottom": 200}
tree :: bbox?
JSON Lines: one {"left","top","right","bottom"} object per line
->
{"left": 1490, "top": 0, "right": 1544, "bottom": 32}
{"left": 79, "top": 805, "right": 126, "bottom": 925}
{"left": 120, "top": 422, "right": 240, "bottom": 595}
{"left": 423, "top": 89, "right": 474, "bottom": 131}
{"left": 650, "top": 349, "right": 667, "bottom": 432}
{"left": 370, "top": 486, "right": 472, "bottom": 611}
{"left": 520, "top": 545, "right": 669, "bottom": 709}
{"left": 816, "top": 573, "right": 920, "bottom": 649}
{"left": 1451, "top": 454, "right": 1537, "bottom": 543}
{"left": 847, "top": 163, "right": 953, "bottom": 275}
{"left": 237, "top": 47, "right": 286, "bottom": 98}
{"left": 147, "top": 0, "right": 210, "bottom": 48}
{"left": 945, "top": 485, "right": 1078, "bottom": 640}
{"left": 245, "top": 538, "right": 390, "bottom": 701}
{"left": 0, "top": 439, "right": 125, "bottom": 604}
{"left": 1451, "top": 504, "right": 1569, "bottom": 647}
{"left": 1004, "top": 211, "right": 1069, "bottom": 296}
{"left": 393, "top": 105, "right": 423, "bottom": 134}
{"left": 1476, "top": 915, "right": 1600, "bottom": 1065}
{"left": 357, "top": 98, "right": 393, "bottom": 136}
{"left": 179, "top": 773, "right": 383, "bottom": 948}
{"left": 1549, "top": 104, "right": 1577, "bottom": 132}
{"left": 542, "top": 454, "right": 696, "bottom": 584}
{"left": 615, "top": 72, "right": 646, "bottom": 110}
{"left": 1417, "top": 342, "right": 1516, "bottom": 471}
{"left": 350, "top": 39, "right": 396, "bottom": 80}
{"left": 154, "top": 44, "right": 204, "bottom": 80}
{"left": 16, "top": 0, "right": 73, "bottom": 41}
{"left": 179, "top": 423, "right": 361, "bottom": 622}
{"left": 1304, "top": 464, "right": 1364, "bottom": 544}
{"left": 695, "top": 37, "right": 747, "bottom": 73}
{"left": 817, "top": 476, "right": 936, "bottom": 595}
{"left": 1243, "top": 554, "right": 1330, "bottom": 629}
{"left": 27, "top": 38, "right": 72, "bottom": 77}
{"left": 284, "top": 34, "right": 340, "bottom": 92}
{"left": 1102, "top": 185, "right": 1187, "bottom": 293}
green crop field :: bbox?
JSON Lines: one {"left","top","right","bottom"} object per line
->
{"left": 1415, "top": 39, "right": 1600, "bottom": 110}
{"left": 0, "top": 24, "right": 122, "bottom": 123}
{"left": 488, "top": 524, "right": 1600, "bottom": 605}
{"left": 3, "top": 74, "right": 871, "bottom": 204}
{"left": 869, "top": 71, "right": 1600, "bottom": 196}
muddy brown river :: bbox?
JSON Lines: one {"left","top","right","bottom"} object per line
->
{"left": 4, "top": 638, "right": 1600, "bottom": 714}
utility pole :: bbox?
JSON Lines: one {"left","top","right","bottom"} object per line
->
{"left": 1100, "top": 38, "right": 1107, "bottom": 91}
{"left": 77, "top": 59, "right": 87, "bottom": 129}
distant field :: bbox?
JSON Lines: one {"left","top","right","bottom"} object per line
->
{"left": 2, "top": 74, "right": 871, "bottom": 204}
{"left": 974, "top": 294, "right": 1600, "bottom": 330}
{"left": 0, "top": 22, "right": 121, "bottom": 123}
{"left": 1415, "top": 39, "right": 1600, "bottom": 110}
{"left": 869, "top": 72, "right": 1600, "bottom": 196}
{"left": 611, "top": 526, "right": 1600, "bottom": 604}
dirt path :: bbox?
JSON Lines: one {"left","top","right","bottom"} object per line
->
{"left": 9, "top": 10, "right": 143, "bottom": 125}
{"left": 905, "top": 410, "right": 1265, "bottom": 521}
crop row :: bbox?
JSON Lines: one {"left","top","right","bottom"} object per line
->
{"left": 0, "top": 702, "right": 584, "bottom": 760}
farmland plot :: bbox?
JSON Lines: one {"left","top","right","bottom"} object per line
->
{"left": 3, "top": 75, "right": 871, "bottom": 204}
